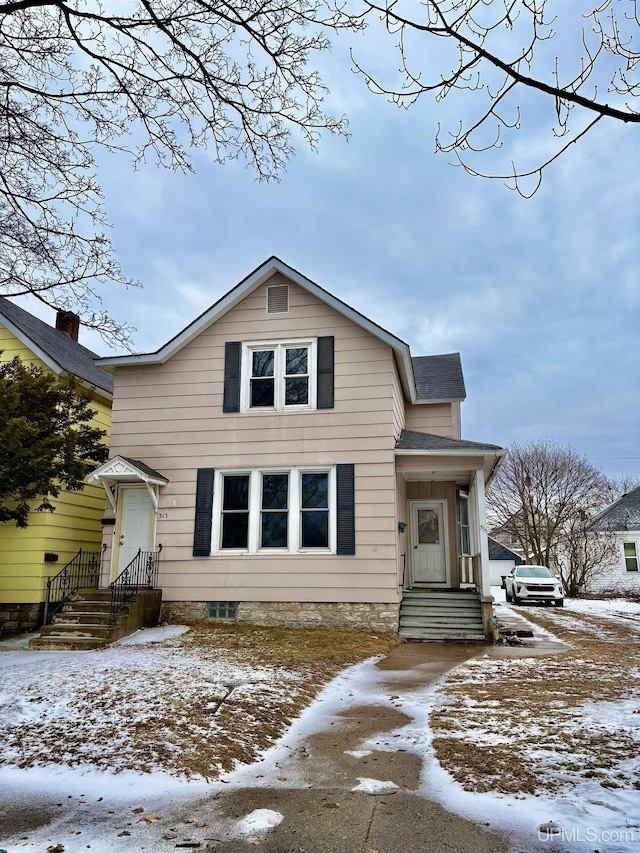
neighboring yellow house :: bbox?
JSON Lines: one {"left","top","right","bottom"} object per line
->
{"left": 0, "top": 299, "right": 112, "bottom": 635}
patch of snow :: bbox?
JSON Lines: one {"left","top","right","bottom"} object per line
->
{"left": 352, "top": 777, "right": 399, "bottom": 794}
{"left": 344, "top": 749, "right": 373, "bottom": 758}
{"left": 114, "top": 625, "right": 190, "bottom": 645}
{"left": 236, "top": 808, "right": 284, "bottom": 836}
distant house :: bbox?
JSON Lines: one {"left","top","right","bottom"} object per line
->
{"left": 0, "top": 300, "right": 112, "bottom": 635}
{"left": 587, "top": 487, "right": 640, "bottom": 593}
{"left": 488, "top": 536, "right": 523, "bottom": 587}
{"left": 89, "top": 258, "right": 506, "bottom": 640}
{"left": 489, "top": 518, "right": 530, "bottom": 563}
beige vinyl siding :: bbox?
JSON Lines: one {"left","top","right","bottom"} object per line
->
{"left": 391, "top": 359, "right": 405, "bottom": 439}
{"left": 395, "top": 472, "right": 408, "bottom": 586}
{"left": 404, "top": 402, "right": 455, "bottom": 437}
{"left": 0, "top": 330, "right": 110, "bottom": 603}
{"left": 108, "top": 275, "right": 400, "bottom": 604}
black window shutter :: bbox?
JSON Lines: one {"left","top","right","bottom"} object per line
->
{"left": 223, "top": 342, "right": 242, "bottom": 412}
{"left": 336, "top": 463, "right": 355, "bottom": 555}
{"left": 193, "top": 468, "right": 215, "bottom": 556}
{"left": 317, "top": 336, "right": 334, "bottom": 409}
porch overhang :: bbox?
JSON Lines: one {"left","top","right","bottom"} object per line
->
{"left": 87, "top": 456, "right": 169, "bottom": 512}
{"left": 394, "top": 430, "right": 506, "bottom": 485}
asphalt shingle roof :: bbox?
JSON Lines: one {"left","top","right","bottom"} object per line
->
{"left": 589, "top": 486, "right": 640, "bottom": 532}
{"left": 412, "top": 353, "right": 466, "bottom": 401}
{"left": 0, "top": 297, "right": 113, "bottom": 395}
{"left": 395, "top": 429, "right": 503, "bottom": 452}
{"left": 120, "top": 457, "right": 168, "bottom": 482}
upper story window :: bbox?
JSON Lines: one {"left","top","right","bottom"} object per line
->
{"left": 242, "top": 340, "right": 316, "bottom": 411}
{"left": 223, "top": 336, "right": 334, "bottom": 414}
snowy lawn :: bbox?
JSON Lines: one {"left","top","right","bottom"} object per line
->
{"left": 430, "top": 597, "right": 640, "bottom": 798}
{"left": 0, "top": 623, "right": 399, "bottom": 779}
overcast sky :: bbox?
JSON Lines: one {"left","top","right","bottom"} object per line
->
{"left": 14, "top": 13, "right": 640, "bottom": 480}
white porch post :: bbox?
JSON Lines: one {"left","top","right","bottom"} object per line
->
{"left": 471, "top": 469, "right": 491, "bottom": 596}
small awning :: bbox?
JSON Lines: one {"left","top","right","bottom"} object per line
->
{"left": 394, "top": 430, "right": 506, "bottom": 486}
{"left": 87, "top": 456, "right": 169, "bottom": 511}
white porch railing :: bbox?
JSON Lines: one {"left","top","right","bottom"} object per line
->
{"left": 459, "top": 554, "right": 483, "bottom": 589}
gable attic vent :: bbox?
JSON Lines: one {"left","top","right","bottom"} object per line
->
{"left": 267, "top": 284, "right": 289, "bottom": 314}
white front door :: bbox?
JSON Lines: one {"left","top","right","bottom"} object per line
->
{"left": 115, "top": 487, "right": 154, "bottom": 578}
{"left": 411, "top": 501, "right": 448, "bottom": 585}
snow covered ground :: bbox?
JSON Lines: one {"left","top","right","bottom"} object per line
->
{"left": 1, "top": 600, "right": 639, "bottom": 852}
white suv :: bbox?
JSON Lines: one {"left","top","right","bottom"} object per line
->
{"left": 505, "top": 565, "right": 564, "bottom": 607}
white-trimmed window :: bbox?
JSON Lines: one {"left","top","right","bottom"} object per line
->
{"left": 623, "top": 542, "right": 639, "bottom": 572}
{"left": 213, "top": 467, "right": 335, "bottom": 553}
{"left": 241, "top": 340, "right": 317, "bottom": 411}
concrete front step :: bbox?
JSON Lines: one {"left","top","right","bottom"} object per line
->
{"left": 40, "top": 623, "right": 114, "bottom": 640}
{"left": 62, "top": 597, "right": 111, "bottom": 609}
{"left": 29, "top": 636, "right": 107, "bottom": 651}
{"left": 53, "top": 611, "right": 112, "bottom": 626}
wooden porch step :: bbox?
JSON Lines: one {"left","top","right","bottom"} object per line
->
{"left": 400, "top": 603, "right": 481, "bottom": 615}
{"left": 399, "top": 588, "right": 486, "bottom": 642}
{"left": 399, "top": 626, "right": 486, "bottom": 641}
{"left": 402, "top": 591, "right": 480, "bottom": 601}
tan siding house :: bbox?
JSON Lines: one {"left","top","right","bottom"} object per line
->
{"left": 92, "top": 259, "right": 505, "bottom": 639}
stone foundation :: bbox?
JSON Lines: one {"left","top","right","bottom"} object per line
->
{"left": 0, "top": 602, "right": 44, "bottom": 637}
{"left": 162, "top": 600, "right": 399, "bottom": 632}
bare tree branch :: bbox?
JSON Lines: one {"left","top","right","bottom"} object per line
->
{"left": 0, "top": 0, "right": 357, "bottom": 345}
{"left": 347, "top": 0, "right": 640, "bottom": 195}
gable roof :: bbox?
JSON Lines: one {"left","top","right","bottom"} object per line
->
{"left": 96, "top": 257, "right": 462, "bottom": 405}
{"left": 0, "top": 297, "right": 113, "bottom": 397}
{"left": 412, "top": 354, "right": 466, "bottom": 402}
{"left": 589, "top": 486, "right": 640, "bottom": 532}
{"left": 488, "top": 536, "right": 524, "bottom": 564}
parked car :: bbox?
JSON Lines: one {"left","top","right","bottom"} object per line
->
{"left": 504, "top": 565, "right": 564, "bottom": 607}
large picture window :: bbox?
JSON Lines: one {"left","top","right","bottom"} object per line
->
{"left": 242, "top": 340, "right": 316, "bottom": 411}
{"left": 216, "top": 468, "right": 335, "bottom": 553}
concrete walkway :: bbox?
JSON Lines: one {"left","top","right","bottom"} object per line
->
{"left": 170, "top": 643, "right": 513, "bottom": 852}
{"left": 1, "top": 619, "right": 568, "bottom": 852}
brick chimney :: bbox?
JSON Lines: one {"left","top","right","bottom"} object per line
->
{"left": 55, "top": 310, "right": 80, "bottom": 342}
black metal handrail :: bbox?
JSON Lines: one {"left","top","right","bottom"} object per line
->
{"left": 43, "top": 545, "right": 106, "bottom": 625}
{"left": 109, "top": 545, "right": 161, "bottom": 625}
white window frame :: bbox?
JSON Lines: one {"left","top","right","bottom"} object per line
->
{"left": 211, "top": 467, "right": 336, "bottom": 554}
{"left": 623, "top": 541, "right": 639, "bottom": 572}
{"left": 240, "top": 339, "right": 317, "bottom": 412}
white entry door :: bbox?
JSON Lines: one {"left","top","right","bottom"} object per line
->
{"left": 115, "top": 487, "right": 154, "bottom": 578}
{"left": 411, "top": 501, "right": 448, "bottom": 585}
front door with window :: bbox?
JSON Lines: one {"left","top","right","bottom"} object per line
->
{"left": 115, "top": 487, "right": 154, "bottom": 578}
{"left": 410, "top": 501, "right": 448, "bottom": 585}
